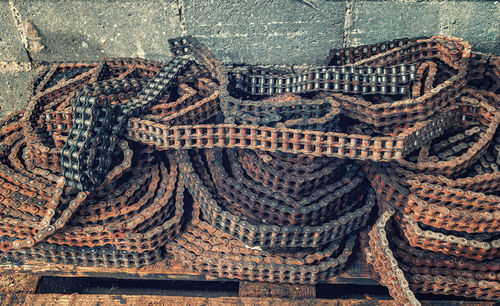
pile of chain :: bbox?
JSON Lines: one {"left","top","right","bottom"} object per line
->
{"left": 164, "top": 45, "right": 375, "bottom": 281}
{"left": 363, "top": 52, "right": 500, "bottom": 303}
{"left": 0, "top": 33, "right": 497, "bottom": 302}
{"left": 168, "top": 148, "right": 367, "bottom": 283}
{"left": 0, "top": 59, "right": 190, "bottom": 267}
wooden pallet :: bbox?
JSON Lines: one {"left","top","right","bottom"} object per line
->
{"left": 0, "top": 254, "right": 494, "bottom": 305}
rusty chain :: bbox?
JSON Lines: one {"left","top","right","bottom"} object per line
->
{"left": 362, "top": 55, "right": 499, "bottom": 302}
{"left": 0, "top": 34, "right": 497, "bottom": 304}
{"left": 167, "top": 192, "right": 356, "bottom": 284}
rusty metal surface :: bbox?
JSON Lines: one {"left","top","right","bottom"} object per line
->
{"left": 0, "top": 34, "right": 497, "bottom": 303}
{"left": 238, "top": 281, "right": 315, "bottom": 298}
{"left": 362, "top": 51, "right": 500, "bottom": 303}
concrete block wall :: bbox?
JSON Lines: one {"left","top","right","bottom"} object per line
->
{"left": 0, "top": 0, "right": 499, "bottom": 116}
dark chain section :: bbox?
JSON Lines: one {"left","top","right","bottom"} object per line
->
{"left": 228, "top": 64, "right": 416, "bottom": 96}
{"left": 0, "top": 34, "right": 497, "bottom": 305}
{"left": 166, "top": 196, "right": 356, "bottom": 284}
{"left": 221, "top": 93, "right": 341, "bottom": 131}
{"left": 61, "top": 57, "right": 193, "bottom": 192}
{"left": 177, "top": 149, "right": 375, "bottom": 248}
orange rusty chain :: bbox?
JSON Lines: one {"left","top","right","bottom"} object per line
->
{"left": 362, "top": 54, "right": 500, "bottom": 303}
{"left": 0, "top": 34, "right": 497, "bottom": 303}
{"left": 0, "top": 57, "right": 190, "bottom": 265}
{"left": 361, "top": 208, "right": 500, "bottom": 305}
{"left": 361, "top": 58, "right": 500, "bottom": 302}
{"left": 1, "top": 114, "right": 185, "bottom": 252}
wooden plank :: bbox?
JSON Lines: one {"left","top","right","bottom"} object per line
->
{"left": 0, "top": 274, "right": 39, "bottom": 294}
{"left": 0, "top": 253, "right": 378, "bottom": 285}
{"left": 0, "top": 258, "right": 207, "bottom": 282}
{"left": 0, "top": 293, "right": 494, "bottom": 306}
{"left": 239, "top": 282, "right": 315, "bottom": 298}
{"left": 0, "top": 294, "right": 390, "bottom": 306}
{"left": 329, "top": 253, "right": 377, "bottom": 285}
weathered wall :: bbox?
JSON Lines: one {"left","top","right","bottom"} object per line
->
{"left": 0, "top": 0, "right": 499, "bottom": 115}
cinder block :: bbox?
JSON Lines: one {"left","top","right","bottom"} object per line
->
{"left": 0, "top": 71, "right": 34, "bottom": 117}
{"left": 348, "top": 0, "right": 499, "bottom": 55}
{"left": 347, "top": 1, "right": 441, "bottom": 47}
{"left": 438, "top": 1, "right": 499, "bottom": 54}
{"left": 184, "top": 0, "right": 346, "bottom": 65}
{"left": 16, "top": 1, "right": 182, "bottom": 62}
{"left": 0, "top": 2, "right": 29, "bottom": 61}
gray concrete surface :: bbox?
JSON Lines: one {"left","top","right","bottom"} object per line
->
{"left": 184, "top": 0, "right": 346, "bottom": 65}
{"left": 16, "top": 0, "right": 182, "bottom": 62}
{"left": 346, "top": 1, "right": 442, "bottom": 47}
{"left": 0, "top": 1, "right": 28, "bottom": 61}
{"left": 437, "top": 1, "right": 499, "bottom": 54}
{"left": 347, "top": 1, "right": 499, "bottom": 54}
{"left": 1, "top": 0, "right": 497, "bottom": 65}
{"left": 0, "top": 0, "right": 499, "bottom": 117}
{"left": 0, "top": 70, "right": 33, "bottom": 117}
